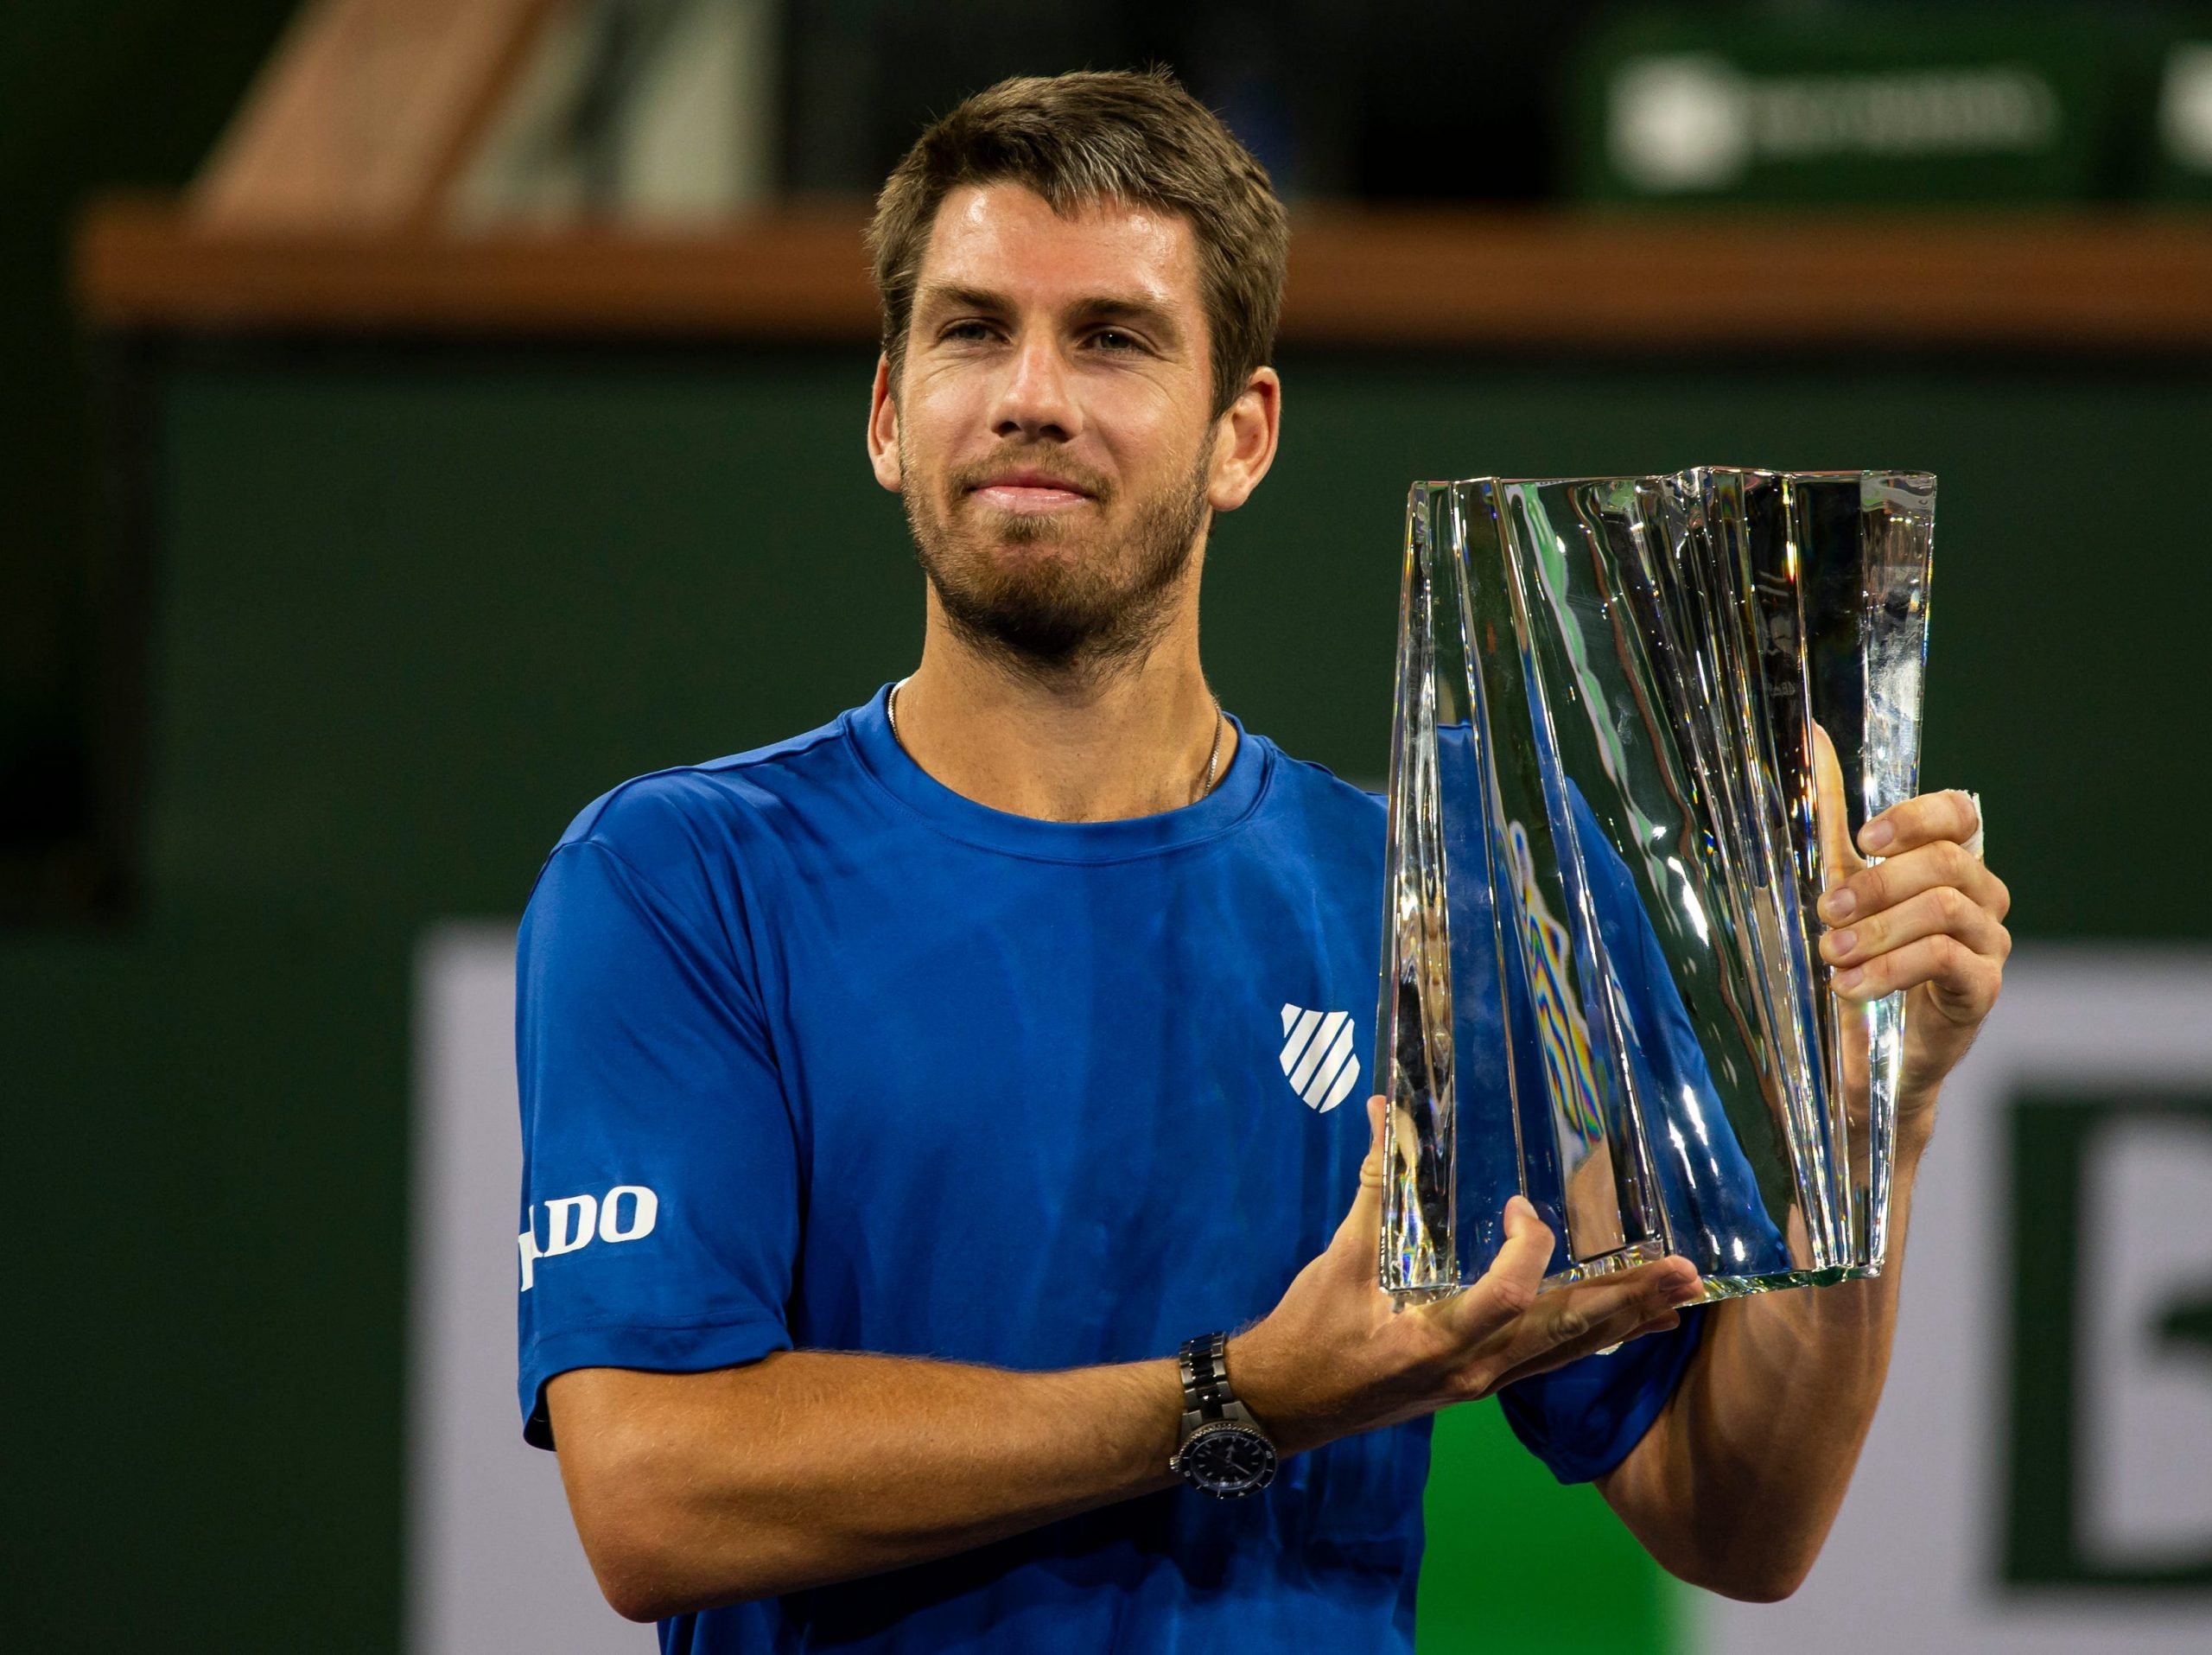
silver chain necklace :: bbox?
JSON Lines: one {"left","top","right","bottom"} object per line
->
{"left": 887, "top": 678, "right": 1227, "bottom": 803}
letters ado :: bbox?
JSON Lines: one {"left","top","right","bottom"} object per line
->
{"left": 518, "top": 1185, "right": 659, "bottom": 1291}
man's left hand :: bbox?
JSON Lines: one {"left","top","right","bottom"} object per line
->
{"left": 1815, "top": 786, "right": 2011, "bottom": 1127}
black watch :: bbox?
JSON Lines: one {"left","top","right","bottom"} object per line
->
{"left": 1169, "top": 1332, "right": 1278, "bottom": 1498}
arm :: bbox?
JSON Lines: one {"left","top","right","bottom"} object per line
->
{"left": 1597, "top": 786, "right": 2010, "bottom": 1601}
{"left": 552, "top": 1107, "right": 1707, "bottom": 1622}
{"left": 1598, "top": 1119, "right": 1930, "bottom": 1601}
{"left": 550, "top": 1352, "right": 1179, "bottom": 1620}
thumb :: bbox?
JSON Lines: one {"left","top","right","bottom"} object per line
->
{"left": 1326, "top": 1095, "right": 1389, "bottom": 1271}
{"left": 1812, "top": 721, "right": 1864, "bottom": 888}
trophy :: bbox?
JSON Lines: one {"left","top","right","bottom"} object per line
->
{"left": 1376, "top": 469, "right": 1934, "bottom": 1304}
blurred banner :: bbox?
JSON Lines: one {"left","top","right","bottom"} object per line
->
{"left": 1570, "top": 8, "right": 2212, "bottom": 204}
{"left": 1701, "top": 952, "right": 2212, "bottom": 1652}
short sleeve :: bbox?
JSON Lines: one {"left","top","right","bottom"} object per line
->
{"left": 515, "top": 835, "right": 798, "bottom": 1448}
{"left": 1496, "top": 1307, "right": 1704, "bottom": 1484}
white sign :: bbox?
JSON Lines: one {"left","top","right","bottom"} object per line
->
{"left": 408, "top": 923, "right": 650, "bottom": 1653}
{"left": 1699, "top": 950, "right": 2212, "bottom": 1652}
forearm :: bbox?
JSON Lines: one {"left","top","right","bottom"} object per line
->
{"left": 549, "top": 1350, "right": 1182, "bottom": 1619}
{"left": 1600, "top": 1111, "right": 1934, "bottom": 1600}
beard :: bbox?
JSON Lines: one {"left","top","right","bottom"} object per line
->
{"left": 903, "top": 436, "right": 1212, "bottom": 679}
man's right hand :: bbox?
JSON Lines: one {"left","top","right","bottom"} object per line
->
{"left": 1228, "top": 1098, "right": 1705, "bottom": 1456}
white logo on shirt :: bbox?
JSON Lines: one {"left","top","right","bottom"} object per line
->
{"left": 1280, "top": 1004, "right": 1360, "bottom": 1112}
{"left": 517, "top": 1184, "right": 659, "bottom": 1292}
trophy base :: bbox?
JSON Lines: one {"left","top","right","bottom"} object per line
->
{"left": 1384, "top": 1283, "right": 1464, "bottom": 1309}
{"left": 1382, "top": 1238, "right": 1680, "bottom": 1308}
{"left": 1539, "top": 1238, "right": 1675, "bottom": 1296}
{"left": 1685, "top": 1266, "right": 1856, "bottom": 1304}
{"left": 1544, "top": 1242, "right": 1872, "bottom": 1306}
{"left": 1383, "top": 1251, "right": 1889, "bottom": 1310}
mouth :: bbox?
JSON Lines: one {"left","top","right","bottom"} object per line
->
{"left": 966, "top": 468, "right": 1096, "bottom": 515}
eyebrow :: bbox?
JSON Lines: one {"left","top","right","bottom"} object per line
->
{"left": 915, "top": 283, "right": 1185, "bottom": 347}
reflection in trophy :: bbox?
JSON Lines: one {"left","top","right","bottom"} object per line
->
{"left": 1376, "top": 470, "right": 1934, "bottom": 1304}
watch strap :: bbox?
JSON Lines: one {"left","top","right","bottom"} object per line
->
{"left": 1178, "top": 1331, "right": 1236, "bottom": 1423}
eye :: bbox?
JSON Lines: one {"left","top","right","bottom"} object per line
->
{"left": 940, "top": 319, "right": 999, "bottom": 344}
{"left": 1088, "top": 328, "right": 1142, "bottom": 353}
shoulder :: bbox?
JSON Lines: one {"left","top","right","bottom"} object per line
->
{"left": 536, "top": 710, "right": 862, "bottom": 901}
{"left": 1249, "top": 735, "right": 1386, "bottom": 837}
{"left": 566, "top": 715, "right": 850, "bottom": 843}
{"left": 1236, "top": 734, "right": 1387, "bottom": 897}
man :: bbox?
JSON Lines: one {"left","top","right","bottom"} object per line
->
{"left": 516, "top": 69, "right": 2011, "bottom": 1651}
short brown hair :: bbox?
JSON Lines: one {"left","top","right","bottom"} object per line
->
{"left": 867, "top": 68, "right": 1289, "bottom": 419}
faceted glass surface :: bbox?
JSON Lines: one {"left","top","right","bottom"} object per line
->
{"left": 1377, "top": 468, "right": 1934, "bottom": 1304}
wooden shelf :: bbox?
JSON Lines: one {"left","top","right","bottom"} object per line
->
{"left": 77, "top": 196, "right": 882, "bottom": 340}
{"left": 74, "top": 194, "right": 2212, "bottom": 352}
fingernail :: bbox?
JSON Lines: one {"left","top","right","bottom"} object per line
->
{"left": 1859, "top": 820, "right": 1895, "bottom": 853}
{"left": 1821, "top": 888, "right": 1856, "bottom": 921}
{"left": 1827, "top": 928, "right": 1857, "bottom": 959}
{"left": 1834, "top": 965, "right": 1866, "bottom": 992}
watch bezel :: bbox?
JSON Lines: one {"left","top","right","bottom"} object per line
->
{"left": 1172, "top": 1416, "right": 1279, "bottom": 1497}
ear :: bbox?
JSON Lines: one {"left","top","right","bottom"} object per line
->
{"left": 867, "top": 353, "right": 903, "bottom": 493}
{"left": 1205, "top": 366, "right": 1281, "bottom": 514}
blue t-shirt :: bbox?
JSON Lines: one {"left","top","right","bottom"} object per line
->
{"left": 516, "top": 688, "right": 1700, "bottom": 1653}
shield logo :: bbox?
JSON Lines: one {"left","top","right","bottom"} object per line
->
{"left": 1280, "top": 1003, "right": 1360, "bottom": 1112}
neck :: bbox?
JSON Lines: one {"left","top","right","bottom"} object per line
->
{"left": 893, "top": 589, "right": 1237, "bottom": 823}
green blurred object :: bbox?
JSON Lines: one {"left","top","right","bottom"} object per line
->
{"left": 1419, "top": 1403, "right": 1673, "bottom": 1652}
{"left": 2149, "top": 31, "right": 2212, "bottom": 199}
{"left": 1566, "top": 5, "right": 2133, "bottom": 204}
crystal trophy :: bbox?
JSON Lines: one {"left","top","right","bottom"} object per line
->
{"left": 1376, "top": 469, "right": 1934, "bottom": 1304}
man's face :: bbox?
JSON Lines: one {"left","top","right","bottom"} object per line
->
{"left": 869, "top": 183, "right": 1252, "bottom": 672}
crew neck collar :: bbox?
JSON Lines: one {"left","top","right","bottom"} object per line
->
{"left": 844, "top": 683, "right": 1271, "bottom": 863}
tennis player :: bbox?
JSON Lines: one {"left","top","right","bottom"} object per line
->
{"left": 515, "top": 68, "right": 2011, "bottom": 1652}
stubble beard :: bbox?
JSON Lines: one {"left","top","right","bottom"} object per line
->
{"left": 903, "top": 437, "right": 1213, "bottom": 685}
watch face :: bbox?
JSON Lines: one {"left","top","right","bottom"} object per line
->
{"left": 1180, "top": 1423, "right": 1277, "bottom": 1495}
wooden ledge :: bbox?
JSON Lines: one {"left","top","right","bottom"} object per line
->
{"left": 76, "top": 196, "right": 881, "bottom": 339}
{"left": 75, "top": 194, "right": 2212, "bottom": 350}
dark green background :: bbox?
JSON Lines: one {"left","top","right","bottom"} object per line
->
{"left": 0, "top": 0, "right": 301, "bottom": 907}
{"left": 8, "top": 339, "right": 2207, "bottom": 1650}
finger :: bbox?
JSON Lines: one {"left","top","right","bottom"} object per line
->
{"left": 1810, "top": 722, "right": 1865, "bottom": 888}
{"left": 1819, "top": 882, "right": 2012, "bottom": 971}
{"left": 1446, "top": 1245, "right": 1699, "bottom": 1364}
{"left": 1857, "top": 789, "right": 1980, "bottom": 859}
{"left": 1831, "top": 932, "right": 2005, "bottom": 1021}
{"left": 1488, "top": 1308, "right": 1684, "bottom": 1393}
{"left": 1819, "top": 839, "right": 2012, "bottom": 929}
{"left": 1428, "top": 1196, "right": 1555, "bottom": 1340}
{"left": 1465, "top": 1258, "right": 1702, "bottom": 1389}
{"left": 1324, "top": 1095, "right": 1389, "bottom": 1270}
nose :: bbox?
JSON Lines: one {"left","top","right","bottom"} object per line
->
{"left": 989, "top": 328, "right": 1082, "bottom": 444}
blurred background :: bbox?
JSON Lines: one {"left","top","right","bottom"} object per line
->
{"left": 7, "top": 1, "right": 2211, "bottom": 1650}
